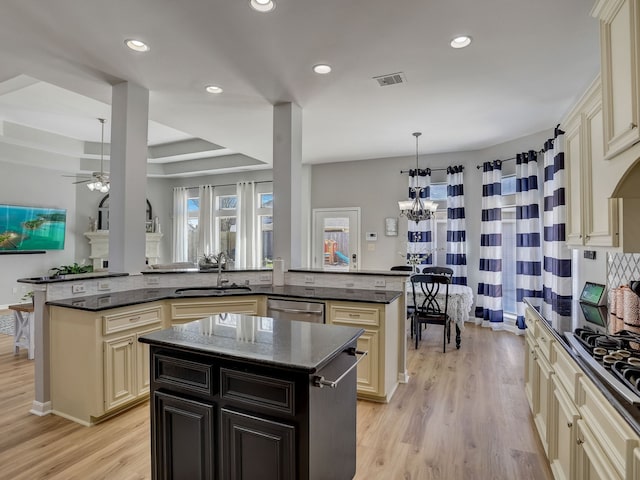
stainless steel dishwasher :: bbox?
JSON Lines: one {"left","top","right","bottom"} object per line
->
{"left": 266, "top": 298, "right": 325, "bottom": 323}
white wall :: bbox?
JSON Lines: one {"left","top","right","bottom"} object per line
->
{"left": 310, "top": 129, "right": 554, "bottom": 299}
{"left": 0, "top": 161, "right": 78, "bottom": 305}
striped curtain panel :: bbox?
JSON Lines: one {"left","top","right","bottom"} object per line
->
{"left": 515, "top": 151, "right": 543, "bottom": 330}
{"left": 542, "top": 127, "right": 572, "bottom": 311}
{"left": 446, "top": 166, "right": 467, "bottom": 285}
{"left": 406, "top": 168, "right": 434, "bottom": 268}
{"left": 475, "top": 160, "right": 503, "bottom": 325}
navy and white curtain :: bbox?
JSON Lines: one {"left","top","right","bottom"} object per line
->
{"left": 446, "top": 166, "right": 467, "bottom": 285}
{"left": 542, "top": 127, "right": 572, "bottom": 311}
{"left": 515, "top": 151, "right": 543, "bottom": 329}
{"left": 475, "top": 161, "right": 503, "bottom": 325}
{"left": 406, "top": 168, "right": 433, "bottom": 268}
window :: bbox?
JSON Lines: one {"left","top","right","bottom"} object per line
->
{"left": 502, "top": 207, "right": 516, "bottom": 314}
{"left": 258, "top": 192, "right": 273, "bottom": 267}
{"left": 176, "top": 183, "right": 273, "bottom": 268}
{"left": 215, "top": 192, "right": 237, "bottom": 261}
{"left": 187, "top": 191, "right": 200, "bottom": 262}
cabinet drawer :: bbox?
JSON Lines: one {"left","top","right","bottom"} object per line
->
{"left": 330, "top": 305, "right": 380, "bottom": 327}
{"left": 153, "top": 353, "right": 214, "bottom": 397}
{"left": 536, "top": 322, "right": 555, "bottom": 363}
{"left": 103, "top": 305, "right": 162, "bottom": 335}
{"left": 221, "top": 368, "right": 295, "bottom": 416}
{"left": 577, "top": 376, "right": 638, "bottom": 479}
{"left": 171, "top": 299, "right": 259, "bottom": 321}
{"left": 553, "top": 342, "right": 583, "bottom": 402}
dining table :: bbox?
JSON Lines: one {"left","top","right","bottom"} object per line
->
{"left": 405, "top": 281, "right": 475, "bottom": 348}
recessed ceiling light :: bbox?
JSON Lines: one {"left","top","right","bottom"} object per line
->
{"left": 450, "top": 36, "right": 472, "bottom": 49}
{"left": 250, "top": 0, "right": 276, "bottom": 12}
{"left": 205, "top": 85, "right": 223, "bottom": 94}
{"left": 125, "top": 39, "right": 150, "bottom": 52}
{"left": 313, "top": 64, "right": 332, "bottom": 75}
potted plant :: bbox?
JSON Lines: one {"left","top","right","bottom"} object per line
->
{"left": 21, "top": 290, "right": 34, "bottom": 305}
{"left": 49, "top": 262, "right": 93, "bottom": 278}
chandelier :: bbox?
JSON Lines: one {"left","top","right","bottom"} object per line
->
{"left": 86, "top": 118, "right": 110, "bottom": 193}
{"left": 398, "top": 132, "right": 438, "bottom": 222}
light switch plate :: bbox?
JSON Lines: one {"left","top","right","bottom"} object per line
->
{"left": 304, "top": 275, "right": 314, "bottom": 284}
{"left": 146, "top": 276, "right": 159, "bottom": 285}
{"left": 98, "top": 281, "right": 111, "bottom": 291}
{"left": 72, "top": 284, "right": 86, "bottom": 294}
{"left": 374, "top": 279, "right": 386, "bottom": 287}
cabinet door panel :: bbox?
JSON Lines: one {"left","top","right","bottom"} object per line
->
{"left": 534, "top": 349, "right": 553, "bottom": 455}
{"left": 550, "top": 376, "right": 580, "bottom": 480}
{"left": 565, "top": 115, "right": 584, "bottom": 246}
{"left": 136, "top": 326, "right": 162, "bottom": 396}
{"left": 104, "top": 335, "right": 135, "bottom": 411}
{"left": 153, "top": 391, "right": 215, "bottom": 480}
{"left": 221, "top": 408, "right": 295, "bottom": 480}
{"left": 353, "top": 329, "right": 379, "bottom": 395}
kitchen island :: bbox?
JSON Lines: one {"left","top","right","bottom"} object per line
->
{"left": 139, "top": 314, "right": 364, "bottom": 480}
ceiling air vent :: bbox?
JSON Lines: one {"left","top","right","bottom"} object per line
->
{"left": 373, "top": 72, "right": 407, "bottom": 87}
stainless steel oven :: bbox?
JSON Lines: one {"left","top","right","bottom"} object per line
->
{"left": 266, "top": 298, "right": 325, "bottom": 323}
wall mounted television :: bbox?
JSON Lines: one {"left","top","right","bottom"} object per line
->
{"left": 0, "top": 203, "right": 66, "bottom": 252}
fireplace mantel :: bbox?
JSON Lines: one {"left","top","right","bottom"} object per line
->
{"left": 84, "top": 231, "right": 163, "bottom": 270}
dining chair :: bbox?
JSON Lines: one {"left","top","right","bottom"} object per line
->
{"left": 410, "top": 273, "right": 453, "bottom": 352}
{"left": 421, "top": 266, "right": 453, "bottom": 277}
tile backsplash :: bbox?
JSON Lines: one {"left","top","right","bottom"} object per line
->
{"left": 608, "top": 253, "right": 640, "bottom": 290}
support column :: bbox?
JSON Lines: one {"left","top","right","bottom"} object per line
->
{"left": 273, "top": 102, "right": 305, "bottom": 269}
{"left": 109, "top": 82, "right": 149, "bottom": 274}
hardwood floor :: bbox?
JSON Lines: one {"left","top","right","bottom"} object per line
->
{"left": 0, "top": 322, "right": 552, "bottom": 480}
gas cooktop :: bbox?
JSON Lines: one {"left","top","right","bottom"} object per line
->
{"left": 566, "top": 327, "right": 640, "bottom": 405}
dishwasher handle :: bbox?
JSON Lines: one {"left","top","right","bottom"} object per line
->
{"left": 268, "top": 306, "right": 320, "bottom": 315}
{"left": 313, "top": 348, "right": 368, "bottom": 389}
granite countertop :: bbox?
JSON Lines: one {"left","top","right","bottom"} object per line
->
{"left": 525, "top": 298, "right": 640, "bottom": 436}
{"left": 46, "top": 284, "right": 403, "bottom": 311}
{"left": 288, "top": 268, "right": 412, "bottom": 277}
{"left": 17, "top": 272, "right": 129, "bottom": 284}
{"left": 141, "top": 267, "right": 272, "bottom": 274}
{"left": 138, "top": 314, "right": 364, "bottom": 374}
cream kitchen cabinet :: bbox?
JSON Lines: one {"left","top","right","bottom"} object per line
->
{"left": 524, "top": 304, "right": 640, "bottom": 480}
{"left": 563, "top": 76, "right": 620, "bottom": 248}
{"left": 49, "top": 302, "right": 165, "bottom": 425}
{"left": 169, "top": 295, "right": 266, "bottom": 324}
{"left": 592, "top": 0, "right": 640, "bottom": 160}
{"left": 326, "top": 300, "right": 398, "bottom": 402}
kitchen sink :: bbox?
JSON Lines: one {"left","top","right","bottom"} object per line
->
{"left": 174, "top": 285, "right": 252, "bottom": 295}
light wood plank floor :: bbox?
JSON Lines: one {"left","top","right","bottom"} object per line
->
{"left": 0, "top": 320, "right": 552, "bottom": 480}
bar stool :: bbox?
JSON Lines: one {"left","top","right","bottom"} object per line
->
{"left": 8, "top": 303, "right": 35, "bottom": 360}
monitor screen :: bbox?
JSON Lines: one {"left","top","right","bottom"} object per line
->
{"left": 580, "top": 302, "right": 607, "bottom": 327}
{"left": 0, "top": 204, "right": 66, "bottom": 251}
{"left": 579, "top": 282, "right": 606, "bottom": 306}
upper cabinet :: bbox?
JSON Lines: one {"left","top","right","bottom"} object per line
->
{"left": 592, "top": 0, "right": 640, "bottom": 160}
{"left": 564, "top": 76, "right": 620, "bottom": 248}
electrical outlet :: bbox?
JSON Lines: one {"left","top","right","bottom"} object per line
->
{"left": 98, "top": 281, "right": 111, "bottom": 291}
{"left": 304, "top": 275, "right": 314, "bottom": 284}
{"left": 147, "top": 276, "right": 160, "bottom": 285}
{"left": 259, "top": 273, "right": 271, "bottom": 281}
{"left": 374, "top": 279, "right": 386, "bottom": 287}
{"left": 72, "top": 284, "right": 86, "bottom": 294}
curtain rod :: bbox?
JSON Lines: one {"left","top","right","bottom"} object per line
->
{"left": 186, "top": 180, "right": 273, "bottom": 189}
{"left": 475, "top": 149, "right": 545, "bottom": 169}
{"left": 399, "top": 167, "right": 449, "bottom": 174}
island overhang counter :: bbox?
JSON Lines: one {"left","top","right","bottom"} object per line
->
{"left": 139, "top": 314, "right": 364, "bottom": 480}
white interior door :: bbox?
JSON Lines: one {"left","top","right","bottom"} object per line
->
{"left": 312, "top": 208, "right": 361, "bottom": 271}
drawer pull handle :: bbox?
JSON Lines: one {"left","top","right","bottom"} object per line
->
{"left": 630, "top": 122, "right": 637, "bottom": 130}
{"left": 576, "top": 438, "right": 584, "bottom": 445}
{"left": 567, "top": 422, "right": 573, "bottom": 428}
{"left": 313, "top": 349, "right": 368, "bottom": 389}
{"left": 540, "top": 337, "right": 546, "bottom": 342}
{"left": 129, "top": 316, "right": 141, "bottom": 322}
{"left": 348, "top": 313, "right": 361, "bottom": 318}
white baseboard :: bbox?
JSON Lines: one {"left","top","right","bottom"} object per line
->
{"left": 398, "top": 371, "right": 409, "bottom": 383}
{"left": 30, "top": 400, "right": 52, "bottom": 416}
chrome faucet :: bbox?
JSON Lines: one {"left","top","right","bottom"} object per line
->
{"left": 216, "top": 252, "right": 229, "bottom": 287}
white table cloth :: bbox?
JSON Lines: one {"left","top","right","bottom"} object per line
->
{"left": 406, "top": 282, "right": 474, "bottom": 331}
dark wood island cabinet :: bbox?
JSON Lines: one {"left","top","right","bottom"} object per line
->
{"left": 139, "top": 313, "right": 365, "bottom": 480}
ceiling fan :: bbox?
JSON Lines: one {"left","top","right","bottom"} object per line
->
{"left": 66, "top": 118, "right": 110, "bottom": 193}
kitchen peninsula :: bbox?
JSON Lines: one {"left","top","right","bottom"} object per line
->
{"left": 36, "top": 270, "right": 406, "bottom": 425}
{"left": 140, "top": 314, "right": 363, "bottom": 480}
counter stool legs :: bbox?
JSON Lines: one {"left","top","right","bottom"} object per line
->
{"left": 13, "top": 310, "right": 34, "bottom": 360}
